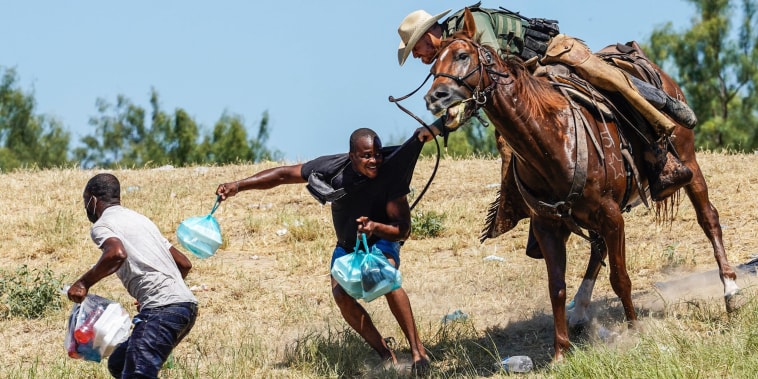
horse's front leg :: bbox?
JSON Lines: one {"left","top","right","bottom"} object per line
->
{"left": 599, "top": 207, "right": 638, "bottom": 325}
{"left": 532, "top": 218, "right": 572, "bottom": 362}
{"left": 568, "top": 231, "right": 606, "bottom": 331}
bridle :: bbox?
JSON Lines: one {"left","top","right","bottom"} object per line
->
{"left": 429, "top": 37, "right": 514, "bottom": 115}
{"left": 385, "top": 37, "right": 511, "bottom": 212}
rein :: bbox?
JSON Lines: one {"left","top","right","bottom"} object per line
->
{"left": 388, "top": 77, "right": 441, "bottom": 212}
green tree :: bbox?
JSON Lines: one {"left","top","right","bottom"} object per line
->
{"left": 171, "top": 108, "right": 201, "bottom": 165}
{"left": 248, "top": 111, "right": 281, "bottom": 162}
{"left": 76, "top": 90, "right": 281, "bottom": 167}
{"left": 140, "top": 89, "right": 202, "bottom": 166}
{"left": 0, "top": 67, "right": 71, "bottom": 170}
{"left": 647, "top": 0, "right": 758, "bottom": 151}
{"left": 74, "top": 95, "right": 146, "bottom": 168}
{"left": 203, "top": 111, "right": 282, "bottom": 164}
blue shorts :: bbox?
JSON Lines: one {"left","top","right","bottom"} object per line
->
{"left": 330, "top": 239, "right": 401, "bottom": 269}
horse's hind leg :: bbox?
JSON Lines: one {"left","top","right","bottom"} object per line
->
{"left": 682, "top": 159, "right": 742, "bottom": 312}
{"left": 568, "top": 231, "right": 607, "bottom": 331}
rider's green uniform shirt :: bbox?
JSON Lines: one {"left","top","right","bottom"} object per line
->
{"left": 441, "top": 9, "right": 527, "bottom": 60}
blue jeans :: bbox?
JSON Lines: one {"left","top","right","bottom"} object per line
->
{"left": 108, "top": 302, "right": 197, "bottom": 379}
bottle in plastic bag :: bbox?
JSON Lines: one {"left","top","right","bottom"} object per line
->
{"left": 65, "top": 293, "right": 132, "bottom": 362}
{"left": 361, "top": 257, "right": 384, "bottom": 292}
{"left": 498, "top": 355, "right": 533, "bottom": 373}
{"left": 74, "top": 306, "right": 104, "bottom": 343}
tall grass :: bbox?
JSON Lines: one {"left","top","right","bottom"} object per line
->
{"left": 0, "top": 152, "right": 756, "bottom": 378}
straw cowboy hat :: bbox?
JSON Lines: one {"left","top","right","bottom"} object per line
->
{"left": 397, "top": 9, "right": 451, "bottom": 66}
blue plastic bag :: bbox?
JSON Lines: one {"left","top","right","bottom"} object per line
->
{"left": 331, "top": 248, "right": 364, "bottom": 299}
{"left": 331, "top": 234, "right": 402, "bottom": 302}
{"left": 177, "top": 197, "right": 223, "bottom": 259}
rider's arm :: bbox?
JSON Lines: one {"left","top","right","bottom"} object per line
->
{"left": 471, "top": 12, "right": 500, "bottom": 53}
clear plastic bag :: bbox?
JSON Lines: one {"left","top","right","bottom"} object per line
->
{"left": 331, "top": 234, "right": 402, "bottom": 302}
{"left": 65, "top": 293, "right": 131, "bottom": 362}
{"left": 177, "top": 197, "right": 223, "bottom": 259}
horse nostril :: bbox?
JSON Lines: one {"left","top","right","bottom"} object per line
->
{"left": 425, "top": 85, "right": 451, "bottom": 107}
{"left": 430, "top": 90, "right": 450, "bottom": 103}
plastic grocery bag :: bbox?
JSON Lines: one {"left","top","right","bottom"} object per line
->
{"left": 331, "top": 234, "right": 402, "bottom": 302}
{"left": 331, "top": 247, "right": 364, "bottom": 299}
{"left": 177, "top": 196, "right": 223, "bottom": 259}
{"left": 359, "top": 237, "right": 402, "bottom": 302}
{"left": 65, "top": 293, "right": 131, "bottom": 362}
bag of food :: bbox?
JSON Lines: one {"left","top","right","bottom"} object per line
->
{"left": 65, "top": 293, "right": 131, "bottom": 362}
{"left": 359, "top": 238, "right": 402, "bottom": 302}
{"left": 331, "top": 247, "right": 364, "bottom": 299}
{"left": 177, "top": 196, "right": 223, "bottom": 259}
{"left": 331, "top": 234, "right": 402, "bottom": 302}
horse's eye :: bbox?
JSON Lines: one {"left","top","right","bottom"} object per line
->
{"left": 456, "top": 52, "right": 469, "bottom": 61}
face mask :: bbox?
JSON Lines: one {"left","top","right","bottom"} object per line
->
{"left": 85, "top": 196, "right": 98, "bottom": 223}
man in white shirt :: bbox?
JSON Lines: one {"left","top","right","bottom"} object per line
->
{"left": 68, "top": 173, "right": 197, "bottom": 379}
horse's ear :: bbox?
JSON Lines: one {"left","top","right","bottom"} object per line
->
{"left": 462, "top": 8, "right": 476, "bottom": 39}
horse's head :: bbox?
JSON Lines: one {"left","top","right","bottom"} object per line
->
{"left": 424, "top": 8, "right": 504, "bottom": 131}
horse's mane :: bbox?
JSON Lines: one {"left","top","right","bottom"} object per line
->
{"left": 496, "top": 53, "right": 568, "bottom": 125}
{"left": 439, "top": 35, "right": 568, "bottom": 125}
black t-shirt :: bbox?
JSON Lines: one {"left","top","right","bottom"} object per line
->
{"left": 300, "top": 136, "right": 423, "bottom": 251}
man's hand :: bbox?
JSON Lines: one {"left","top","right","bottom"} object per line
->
{"left": 216, "top": 182, "right": 239, "bottom": 201}
{"left": 67, "top": 281, "right": 88, "bottom": 303}
{"left": 356, "top": 216, "right": 375, "bottom": 238}
{"left": 416, "top": 125, "right": 440, "bottom": 142}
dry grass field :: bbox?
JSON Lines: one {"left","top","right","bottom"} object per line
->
{"left": 1, "top": 151, "right": 757, "bottom": 378}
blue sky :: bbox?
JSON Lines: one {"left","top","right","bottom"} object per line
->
{"left": 2, "top": 1, "right": 695, "bottom": 162}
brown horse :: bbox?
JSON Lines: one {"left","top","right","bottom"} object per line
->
{"left": 425, "top": 9, "right": 742, "bottom": 362}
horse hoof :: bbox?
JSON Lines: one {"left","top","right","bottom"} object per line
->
{"left": 726, "top": 291, "right": 747, "bottom": 313}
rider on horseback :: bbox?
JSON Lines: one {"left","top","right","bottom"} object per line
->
{"left": 397, "top": 2, "right": 695, "bottom": 202}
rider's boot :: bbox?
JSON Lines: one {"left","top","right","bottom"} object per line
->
{"left": 630, "top": 76, "right": 698, "bottom": 130}
{"left": 645, "top": 141, "right": 693, "bottom": 201}
{"left": 661, "top": 96, "right": 697, "bottom": 129}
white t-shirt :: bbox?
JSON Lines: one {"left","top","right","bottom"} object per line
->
{"left": 90, "top": 205, "right": 197, "bottom": 309}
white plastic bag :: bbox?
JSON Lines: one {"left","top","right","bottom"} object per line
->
{"left": 65, "top": 293, "right": 131, "bottom": 362}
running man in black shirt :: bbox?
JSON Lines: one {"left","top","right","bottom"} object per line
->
{"left": 216, "top": 128, "right": 430, "bottom": 373}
